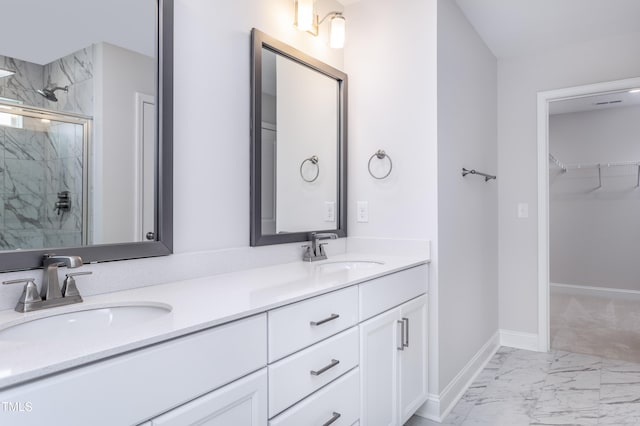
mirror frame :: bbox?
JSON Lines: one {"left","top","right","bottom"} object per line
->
{"left": 0, "top": 0, "right": 173, "bottom": 271}
{"left": 250, "top": 28, "right": 347, "bottom": 246}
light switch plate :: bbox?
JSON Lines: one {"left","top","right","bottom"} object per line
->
{"left": 517, "top": 203, "right": 529, "bottom": 219}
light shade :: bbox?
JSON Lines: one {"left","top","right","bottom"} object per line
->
{"left": 0, "top": 68, "right": 15, "bottom": 79}
{"left": 295, "top": 0, "right": 315, "bottom": 32}
{"left": 329, "top": 14, "right": 346, "bottom": 49}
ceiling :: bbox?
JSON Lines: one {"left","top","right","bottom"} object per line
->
{"left": 453, "top": 0, "right": 640, "bottom": 59}
{"left": 2, "top": 0, "right": 155, "bottom": 65}
{"left": 341, "top": 0, "right": 640, "bottom": 60}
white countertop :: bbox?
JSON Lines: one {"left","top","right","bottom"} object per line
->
{"left": 0, "top": 253, "right": 427, "bottom": 390}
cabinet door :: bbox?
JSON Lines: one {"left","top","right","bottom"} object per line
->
{"left": 399, "top": 295, "right": 429, "bottom": 424}
{"left": 149, "top": 369, "right": 267, "bottom": 426}
{"left": 359, "top": 308, "right": 400, "bottom": 426}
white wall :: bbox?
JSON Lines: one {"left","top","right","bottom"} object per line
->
{"left": 436, "top": 0, "right": 498, "bottom": 395}
{"left": 344, "top": 0, "right": 438, "bottom": 241}
{"left": 93, "top": 43, "right": 155, "bottom": 244}
{"left": 498, "top": 33, "right": 640, "bottom": 334}
{"left": 344, "top": 0, "right": 439, "bottom": 394}
{"left": 550, "top": 105, "right": 640, "bottom": 290}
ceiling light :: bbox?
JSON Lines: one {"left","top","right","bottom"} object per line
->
{"left": 629, "top": 88, "right": 640, "bottom": 94}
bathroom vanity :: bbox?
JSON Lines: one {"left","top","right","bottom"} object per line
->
{"left": 0, "top": 254, "right": 428, "bottom": 425}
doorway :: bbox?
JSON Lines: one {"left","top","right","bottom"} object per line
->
{"left": 537, "top": 77, "right": 640, "bottom": 359}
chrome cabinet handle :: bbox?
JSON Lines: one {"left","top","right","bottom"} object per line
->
{"left": 310, "top": 359, "right": 340, "bottom": 376}
{"left": 397, "top": 320, "right": 405, "bottom": 351}
{"left": 402, "top": 317, "right": 409, "bottom": 348}
{"left": 322, "top": 412, "right": 342, "bottom": 426}
{"left": 310, "top": 313, "right": 340, "bottom": 326}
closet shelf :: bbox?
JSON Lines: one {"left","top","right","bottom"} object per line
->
{"left": 549, "top": 153, "right": 640, "bottom": 188}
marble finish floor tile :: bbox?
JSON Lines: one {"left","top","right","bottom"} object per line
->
{"left": 407, "top": 346, "right": 640, "bottom": 426}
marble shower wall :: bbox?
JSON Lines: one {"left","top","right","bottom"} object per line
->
{"left": 43, "top": 46, "right": 94, "bottom": 116}
{"left": 0, "top": 47, "right": 92, "bottom": 250}
{"left": 0, "top": 55, "right": 45, "bottom": 108}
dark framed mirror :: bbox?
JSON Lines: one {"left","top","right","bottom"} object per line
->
{"left": 0, "top": 0, "right": 173, "bottom": 271}
{"left": 250, "top": 28, "right": 347, "bottom": 246}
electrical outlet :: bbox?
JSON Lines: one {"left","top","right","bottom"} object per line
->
{"left": 357, "top": 201, "right": 369, "bottom": 223}
{"left": 325, "top": 201, "right": 336, "bottom": 222}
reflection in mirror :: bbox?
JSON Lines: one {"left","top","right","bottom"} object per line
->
{"left": 0, "top": 0, "right": 173, "bottom": 271}
{"left": 251, "top": 29, "right": 347, "bottom": 246}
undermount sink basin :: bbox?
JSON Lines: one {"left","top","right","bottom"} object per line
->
{"left": 315, "top": 260, "right": 384, "bottom": 273}
{"left": 0, "top": 302, "right": 172, "bottom": 343}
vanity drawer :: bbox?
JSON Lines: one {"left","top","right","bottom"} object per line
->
{"left": 269, "top": 367, "right": 359, "bottom": 426}
{"left": 268, "top": 285, "right": 358, "bottom": 362}
{"left": 268, "top": 326, "right": 359, "bottom": 418}
{"left": 359, "top": 264, "right": 428, "bottom": 321}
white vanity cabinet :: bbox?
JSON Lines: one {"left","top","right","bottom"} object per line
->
{"left": 359, "top": 265, "right": 429, "bottom": 426}
{"left": 0, "top": 259, "right": 429, "bottom": 426}
{"left": 0, "top": 314, "right": 267, "bottom": 426}
{"left": 144, "top": 368, "right": 267, "bottom": 426}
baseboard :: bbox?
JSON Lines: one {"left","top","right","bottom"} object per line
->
{"left": 415, "top": 393, "right": 441, "bottom": 421}
{"left": 499, "top": 329, "right": 539, "bottom": 351}
{"left": 551, "top": 282, "right": 640, "bottom": 300}
{"left": 414, "top": 331, "right": 500, "bottom": 422}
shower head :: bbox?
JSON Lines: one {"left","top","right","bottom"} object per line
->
{"left": 37, "top": 86, "right": 68, "bottom": 102}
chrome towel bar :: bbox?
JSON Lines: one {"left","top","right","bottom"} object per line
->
{"left": 462, "top": 168, "right": 496, "bottom": 182}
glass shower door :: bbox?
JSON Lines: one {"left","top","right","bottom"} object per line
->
{"left": 0, "top": 105, "right": 90, "bottom": 250}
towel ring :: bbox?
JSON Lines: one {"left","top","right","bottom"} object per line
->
{"left": 368, "top": 150, "right": 393, "bottom": 179}
{"left": 300, "top": 155, "right": 320, "bottom": 182}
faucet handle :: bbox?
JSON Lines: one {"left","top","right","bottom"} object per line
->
{"left": 62, "top": 272, "right": 91, "bottom": 298}
{"left": 302, "top": 244, "right": 313, "bottom": 261}
{"left": 3, "top": 278, "right": 41, "bottom": 310}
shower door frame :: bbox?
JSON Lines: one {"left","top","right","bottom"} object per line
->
{"left": 0, "top": 101, "right": 91, "bottom": 246}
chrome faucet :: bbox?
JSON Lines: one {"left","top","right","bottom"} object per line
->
{"left": 303, "top": 232, "right": 338, "bottom": 262}
{"left": 41, "top": 255, "right": 83, "bottom": 300}
{"left": 2, "top": 254, "right": 89, "bottom": 313}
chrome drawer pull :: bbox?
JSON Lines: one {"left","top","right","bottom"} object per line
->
{"left": 322, "top": 411, "right": 342, "bottom": 426}
{"left": 310, "top": 359, "right": 340, "bottom": 376}
{"left": 310, "top": 313, "right": 340, "bottom": 326}
{"left": 397, "top": 320, "right": 405, "bottom": 351}
{"left": 402, "top": 317, "right": 409, "bottom": 348}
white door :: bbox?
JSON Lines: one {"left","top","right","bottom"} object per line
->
{"left": 399, "top": 295, "right": 429, "bottom": 424}
{"left": 359, "top": 308, "right": 400, "bottom": 426}
{"left": 135, "top": 92, "right": 156, "bottom": 241}
{"left": 149, "top": 369, "right": 267, "bottom": 426}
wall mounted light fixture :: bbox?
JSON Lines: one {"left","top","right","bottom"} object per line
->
{"left": 0, "top": 68, "right": 15, "bottom": 79}
{"left": 294, "top": 0, "right": 346, "bottom": 48}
